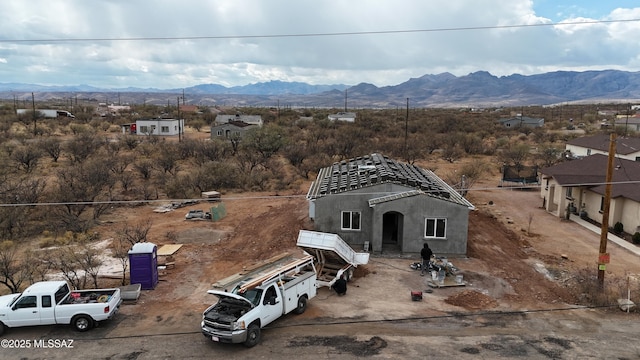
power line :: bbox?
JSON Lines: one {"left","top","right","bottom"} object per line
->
{"left": 0, "top": 18, "right": 638, "bottom": 43}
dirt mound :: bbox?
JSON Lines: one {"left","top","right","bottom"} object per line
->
{"left": 467, "top": 209, "right": 577, "bottom": 307}
{"left": 445, "top": 290, "right": 498, "bottom": 310}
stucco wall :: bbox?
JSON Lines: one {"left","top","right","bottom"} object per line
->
{"left": 311, "top": 183, "right": 470, "bottom": 256}
{"left": 370, "top": 195, "right": 469, "bottom": 256}
{"left": 543, "top": 182, "right": 640, "bottom": 235}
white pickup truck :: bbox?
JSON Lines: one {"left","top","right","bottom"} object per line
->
{"left": 0, "top": 280, "right": 122, "bottom": 335}
{"left": 201, "top": 255, "right": 317, "bottom": 347}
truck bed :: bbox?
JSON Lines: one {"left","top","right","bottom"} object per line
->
{"left": 62, "top": 289, "right": 118, "bottom": 305}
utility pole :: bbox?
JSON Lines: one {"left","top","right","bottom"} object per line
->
{"left": 344, "top": 89, "right": 348, "bottom": 112}
{"left": 177, "top": 96, "right": 182, "bottom": 142}
{"left": 31, "top": 92, "right": 36, "bottom": 136}
{"left": 404, "top": 98, "right": 409, "bottom": 162}
{"left": 625, "top": 103, "right": 630, "bottom": 137}
{"left": 598, "top": 132, "right": 616, "bottom": 288}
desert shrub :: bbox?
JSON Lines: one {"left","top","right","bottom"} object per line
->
{"left": 613, "top": 222, "right": 624, "bottom": 235}
{"left": 632, "top": 232, "right": 640, "bottom": 245}
{"left": 568, "top": 267, "right": 640, "bottom": 309}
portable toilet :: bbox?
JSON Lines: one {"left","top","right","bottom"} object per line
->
{"left": 128, "top": 242, "right": 158, "bottom": 290}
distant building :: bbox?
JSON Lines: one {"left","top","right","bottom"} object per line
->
{"left": 211, "top": 120, "right": 257, "bottom": 140}
{"left": 565, "top": 134, "right": 640, "bottom": 161}
{"left": 108, "top": 105, "right": 131, "bottom": 115}
{"left": 134, "top": 118, "right": 184, "bottom": 136}
{"left": 214, "top": 114, "right": 263, "bottom": 127}
{"left": 614, "top": 115, "right": 640, "bottom": 133}
{"left": 179, "top": 104, "right": 199, "bottom": 113}
{"left": 328, "top": 112, "right": 356, "bottom": 122}
{"left": 498, "top": 116, "right": 544, "bottom": 128}
{"left": 598, "top": 109, "right": 618, "bottom": 117}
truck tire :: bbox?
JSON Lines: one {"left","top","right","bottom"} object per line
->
{"left": 294, "top": 295, "right": 308, "bottom": 314}
{"left": 243, "top": 324, "right": 261, "bottom": 348}
{"left": 72, "top": 315, "right": 94, "bottom": 332}
{"left": 0, "top": 321, "right": 5, "bottom": 336}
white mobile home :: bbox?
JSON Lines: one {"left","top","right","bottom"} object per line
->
{"left": 135, "top": 118, "right": 184, "bottom": 136}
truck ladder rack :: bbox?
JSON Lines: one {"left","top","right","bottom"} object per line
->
{"left": 237, "top": 255, "right": 315, "bottom": 294}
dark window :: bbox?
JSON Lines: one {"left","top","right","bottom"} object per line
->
{"left": 16, "top": 296, "right": 37, "bottom": 309}
{"left": 341, "top": 211, "right": 361, "bottom": 230}
{"left": 425, "top": 218, "right": 447, "bottom": 238}
{"left": 55, "top": 283, "right": 70, "bottom": 304}
{"left": 42, "top": 295, "right": 52, "bottom": 308}
{"left": 263, "top": 286, "right": 277, "bottom": 305}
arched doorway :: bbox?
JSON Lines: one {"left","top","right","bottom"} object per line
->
{"left": 382, "top": 211, "right": 403, "bottom": 252}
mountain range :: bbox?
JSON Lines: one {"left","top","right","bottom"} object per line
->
{"left": 2, "top": 70, "right": 640, "bottom": 108}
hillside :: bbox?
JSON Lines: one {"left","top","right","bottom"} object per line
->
{"left": 3, "top": 70, "right": 640, "bottom": 107}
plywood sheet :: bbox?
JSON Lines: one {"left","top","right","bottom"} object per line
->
{"left": 157, "top": 244, "right": 183, "bottom": 256}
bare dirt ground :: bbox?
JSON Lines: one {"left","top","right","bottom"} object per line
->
{"left": 6, "top": 157, "right": 640, "bottom": 359}
{"left": 91, "top": 163, "right": 640, "bottom": 331}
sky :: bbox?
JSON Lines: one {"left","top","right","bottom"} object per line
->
{"left": 0, "top": 0, "right": 639, "bottom": 89}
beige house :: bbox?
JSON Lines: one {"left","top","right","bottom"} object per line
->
{"left": 540, "top": 154, "right": 640, "bottom": 235}
{"left": 565, "top": 134, "right": 640, "bottom": 161}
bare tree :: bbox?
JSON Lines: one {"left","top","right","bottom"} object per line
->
{"left": 0, "top": 177, "right": 46, "bottom": 239}
{"left": 442, "top": 160, "right": 488, "bottom": 196}
{"left": 40, "top": 137, "right": 62, "bottom": 162}
{"left": 499, "top": 143, "right": 531, "bottom": 170}
{"left": 11, "top": 145, "right": 42, "bottom": 173}
{"left": 154, "top": 144, "right": 180, "bottom": 175}
{"left": 193, "top": 139, "right": 231, "bottom": 166}
{"left": 24, "top": 248, "right": 53, "bottom": 284}
{"left": 65, "top": 131, "right": 102, "bottom": 163}
{"left": 51, "top": 160, "right": 115, "bottom": 232}
{"left": 76, "top": 241, "right": 103, "bottom": 288}
{"left": 133, "top": 159, "right": 153, "bottom": 180}
{"left": 110, "top": 237, "right": 131, "bottom": 286}
{"left": 0, "top": 241, "right": 31, "bottom": 293}
{"left": 190, "top": 119, "right": 205, "bottom": 132}
{"left": 50, "top": 247, "right": 83, "bottom": 290}
{"left": 114, "top": 219, "right": 152, "bottom": 246}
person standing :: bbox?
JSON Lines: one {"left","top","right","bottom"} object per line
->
{"left": 420, "top": 243, "right": 433, "bottom": 276}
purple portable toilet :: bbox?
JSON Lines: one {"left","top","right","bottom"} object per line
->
{"left": 128, "top": 243, "right": 158, "bottom": 290}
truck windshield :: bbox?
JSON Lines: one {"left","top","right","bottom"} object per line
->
{"left": 239, "top": 289, "right": 263, "bottom": 307}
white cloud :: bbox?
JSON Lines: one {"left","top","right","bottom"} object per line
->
{"left": 0, "top": 0, "right": 638, "bottom": 88}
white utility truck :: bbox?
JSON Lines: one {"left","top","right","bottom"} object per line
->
{"left": 201, "top": 230, "right": 370, "bottom": 347}
{"left": 0, "top": 280, "right": 122, "bottom": 335}
{"left": 202, "top": 254, "right": 317, "bottom": 347}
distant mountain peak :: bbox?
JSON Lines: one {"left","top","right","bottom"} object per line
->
{"left": 2, "top": 70, "right": 640, "bottom": 107}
